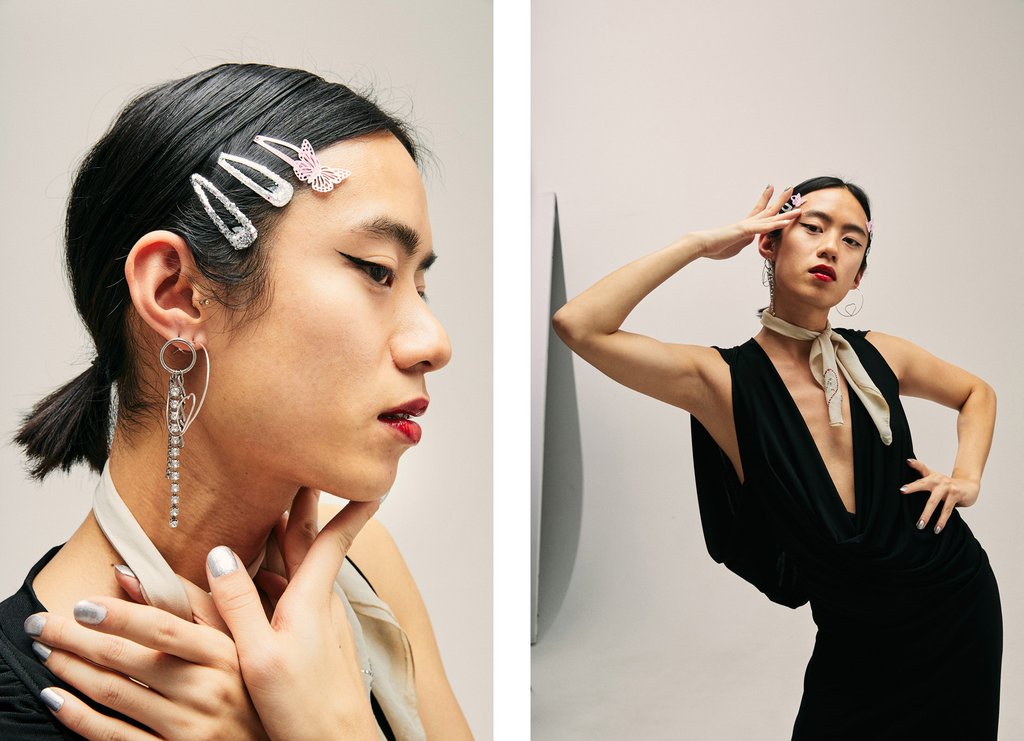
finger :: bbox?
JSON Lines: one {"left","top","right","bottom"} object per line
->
{"left": 113, "top": 565, "right": 229, "bottom": 635}
{"left": 255, "top": 568, "right": 289, "bottom": 604}
{"left": 37, "top": 687, "right": 158, "bottom": 741}
{"left": 748, "top": 185, "right": 774, "bottom": 217}
{"left": 113, "top": 565, "right": 147, "bottom": 605}
{"left": 177, "top": 576, "right": 230, "bottom": 634}
{"left": 25, "top": 609, "right": 167, "bottom": 686}
{"left": 206, "top": 546, "right": 273, "bottom": 651}
{"left": 286, "top": 499, "right": 380, "bottom": 604}
{"left": 900, "top": 473, "right": 938, "bottom": 495}
{"left": 906, "top": 457, "right": 931, "bottom": 477}
{"left": 282, "top": 487, "right": 321, "bottom": 579}
{"left": 66, "top": 597, "right": 232, "bottom": 667}
{"left": 766, "top": 185, "right": 795, "bottom": 214}
{"left": 33, "top": 647, "right": 169, "bottom": 737}
{"left": 916, "top": 487, "right": 946, "bottom": 530}
{"left": 933, "top": 497, "right": 958, "bottom": 535}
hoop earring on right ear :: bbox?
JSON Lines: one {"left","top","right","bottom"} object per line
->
{"left": 835, "top": 288, "right": 864, "bottom": 318}
{"left": 159, "top": 338, "right": 210, "bottom": 529}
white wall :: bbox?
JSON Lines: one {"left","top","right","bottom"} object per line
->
{"left": 533, "top": 1, "right": 1024, "bottom": 738}
{"left": 0, "top": 0, "right": 492, "bottom": 735}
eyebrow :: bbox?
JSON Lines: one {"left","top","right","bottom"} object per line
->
{"left": 803, "top": 209, "right": 868, "bottom": 240}
{"left": 354, "top": 216, "right": 437, "bottom": 270}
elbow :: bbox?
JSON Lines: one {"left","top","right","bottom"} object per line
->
{"left": 551, "top": 303, "right": 583, "bottom": 347}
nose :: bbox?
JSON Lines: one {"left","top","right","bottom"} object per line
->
{"left": 817, "top": 231, "right": 841, "bottom": 261}
{"left": 391, "top": 294, "right": 452, "bottom": 373}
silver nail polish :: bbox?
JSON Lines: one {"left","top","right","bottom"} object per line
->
{"left": 73, "top": 600, "right": 107, "bottom": 625}
{"left": 934, "top": 525, "right": 942, "bottom": 535}
{"left": 31, "top": 641, "right": 51, "bottom": 662}
{"left": 23, "top": 614, "right": 45, "bottom": 637}
{"left": 40, "top": 687, "right": 63, "bottom": 712}
{"left": 916, "top": 519, "right": 925, "bottom": 530}
{"left": 208, "top": 546, "right": 239, "bottom": 578}
{"left": 114, "top": 564, "right": 136, "bottom": 579}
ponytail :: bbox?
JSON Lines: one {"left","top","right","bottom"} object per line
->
{"left": 14, "top": 358, "right": 114, "bottom": 479}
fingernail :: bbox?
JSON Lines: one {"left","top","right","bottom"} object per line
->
{"left": 899, "top": 486, "right": 907, "bottom": 492}
{"left": 934, "top": 525, "right": 942, "bottom": 535}
{"left": 23, "top": 614, "right": 45, "bottom": 637}
{"left": 765, "top": 184, "right": 771, "bottom": 191}
{"left": 208, "top": 546, "right": 239, "bottom": 578}
{"left": 73, "top": 600, "right": 107, "bottom": 625}
{"left": 916, "top": 519, "right": 925, "bottom": 530}
{"left": 31, "top": 641, "right": 51, "bottom": 662}
{"left": 907, "top": 458, "right": 915, "bottom": 463}
{"left": 40, "top": 687, "right": 63, "bottom": 712}
{"left": 114, "top": 564, "right": 136, "bottom": 580}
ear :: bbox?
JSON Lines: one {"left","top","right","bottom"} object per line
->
{"left": 757, "top": 232, "right": 776, "bottom": 261}
{"left": 124, "top": 230, "right": 210, "bottom": 348}
{"left": 852, "top": 265, "right": 865, "bottom": 290}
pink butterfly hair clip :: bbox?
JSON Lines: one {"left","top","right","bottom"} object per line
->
{"left": 253, "top": 135, "right": 351, "bottom": 193}
{"left": 866, "top": 219, "right": 874, "bottom": 236}
{"left": 780, "top": 192, "right": 804, "bottom": 212}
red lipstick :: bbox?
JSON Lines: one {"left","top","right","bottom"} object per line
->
{"left": 809, "top": 264, "right": 836, "bottom": 282}
{"left": 378, "top": 398, "right": 428, "bottom": 445}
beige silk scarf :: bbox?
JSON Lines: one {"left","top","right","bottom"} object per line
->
{"left": 92, "top": 460, "right": 426, "bottom": 740}
{"left": 760, "top": 312, "right": 893, "bottom": 446}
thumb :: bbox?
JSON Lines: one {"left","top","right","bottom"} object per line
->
{"left": 206, "top": 546, "right": 271, "bottom": 648}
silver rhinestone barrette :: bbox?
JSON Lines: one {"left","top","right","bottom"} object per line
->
{"left": 190, "top": 135, "right": 349, "bottom": 250}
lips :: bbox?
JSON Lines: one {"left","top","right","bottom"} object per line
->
{"left": 809, "top": 264, "right": 837, "bottom": 282}
{"left": 378, "top": 398, "right": 428, "bottom": 445}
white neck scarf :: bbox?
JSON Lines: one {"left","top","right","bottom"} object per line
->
{"left": 760, "top": 312, "right": 892, "bottom": 446}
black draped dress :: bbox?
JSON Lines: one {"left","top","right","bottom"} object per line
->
{"left": 691, "top": 328, "right": 1002, "bottom": 740}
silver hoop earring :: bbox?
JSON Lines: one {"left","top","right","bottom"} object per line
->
{"left": 835, "top": 288, "right": 864, "bottom": 318}
{"left": 160, "top": 338, "right": 210, "bottom": 528}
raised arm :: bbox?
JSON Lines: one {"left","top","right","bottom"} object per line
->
{"left": 868, "top": 331, "right": 997, "bottom": 532}
{"left": 552, "top": 185, "right": 801, "bottom": 414}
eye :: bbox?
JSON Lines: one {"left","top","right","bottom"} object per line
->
{"left": 338, "top": 252, "right": 396, "bottom": 288}
{"left": 801, "top": 222, "right": 822, "bottom": 233}
{"left": 844, "top": 237, "right": 863, "bottom": 249}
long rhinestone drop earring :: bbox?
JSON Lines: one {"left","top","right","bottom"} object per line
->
{"left": 159, "top": 338, "right": 210, "bottom": 528}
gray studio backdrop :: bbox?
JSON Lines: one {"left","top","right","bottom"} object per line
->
{"left": 0, "top": 0, "right": 492, "bottom": 735}
{"left": 533, "top": 1, "right": 1023, "bottom": 738}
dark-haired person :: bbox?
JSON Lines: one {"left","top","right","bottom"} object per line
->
{"left": 0, "top": 64, "right": 471, "bottom": 739}
{"left": 553, "top": 180, "right": 1002, "bottom": 739}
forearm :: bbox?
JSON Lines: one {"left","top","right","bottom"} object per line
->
{"left": 552, "top": 233, "right": 706, "bottom": 346}
{"left": 950, "top": 381, "right": 997, "bottom": 485}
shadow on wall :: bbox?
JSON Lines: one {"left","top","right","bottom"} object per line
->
{"left": 532, "top": 193, "right": 583, "bottom": 643}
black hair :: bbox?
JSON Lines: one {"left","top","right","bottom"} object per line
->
{"left": 15, "top": 63, "right": 420, "bottom": 480}
{"left": 768, "top": 175, "right": 873, "bottom": 270}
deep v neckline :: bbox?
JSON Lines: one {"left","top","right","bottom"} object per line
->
{"left": 748, "top": 337, "right": 862, "bottom": 519}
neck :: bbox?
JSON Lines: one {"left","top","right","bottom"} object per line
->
{"left": 768, "top": 297, "right": 829, "bottom": 334}
{"left": 104, "top": 420, "right": 297, "bottom": 589}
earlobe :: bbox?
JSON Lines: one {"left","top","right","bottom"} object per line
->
{"left": 125, "top": 231, "right": 208, "bottom": 347}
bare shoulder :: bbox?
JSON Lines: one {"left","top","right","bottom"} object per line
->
{"left": 864, "top": 330, "right": 989, "bottom": 408}
{"left": 862, "top": 330, "right": 914, "bottom": 378}
{"left": 316, "top": 503, "right": 472, "bottom": 738}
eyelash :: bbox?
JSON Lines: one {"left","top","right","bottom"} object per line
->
{"left": 339, "top": 251, "right": 430, "bottom": 300}
{"left": 339, "top": 252, "right": 396, "bottom": 288}
{"left": 800, "top": 223, "right": 863, "bottom": 249}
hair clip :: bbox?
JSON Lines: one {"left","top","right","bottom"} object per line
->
{"left": 190, "top": 174, "right": 257, "bottom": 250}
{"left": 866, "top": 219, "right": 874, "bottom": 236}
{"left": 780, "top": 192, "right": 804, "bottom": 213}
{"left": 217, "top": 154, "right": 294, "bottom": 207}
{"left": 253, "top": 135, "right": 351, "bottom": 193}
